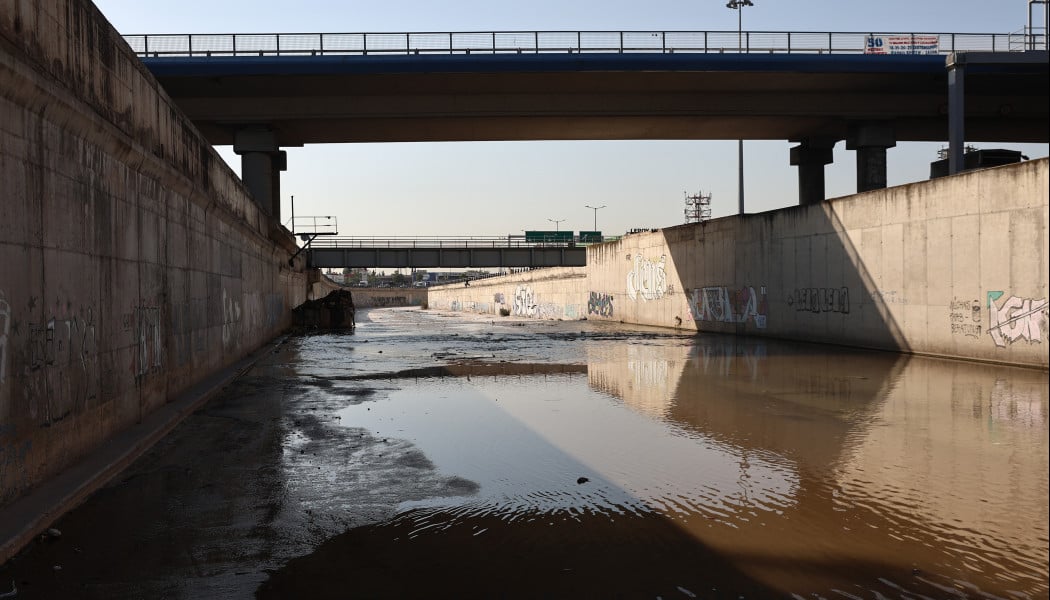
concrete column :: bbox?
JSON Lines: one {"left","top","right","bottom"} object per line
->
{"left": 789, "top": 139, "right": 835, "bottom": 206}
{"left": 846, "top": 122, "right": 896, "bottom": 192}
{"left": 947, "top": 60, "right": 965, "bottom": 175}
{"left": 240, "top": 152, "right": 275, "bottom": 216}
{"left": 234, "top": 128, "right": 286, "bottom": 220}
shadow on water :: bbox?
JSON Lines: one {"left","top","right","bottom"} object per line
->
{"left": 256, "top": 507, "right": 776, "bottom": 599}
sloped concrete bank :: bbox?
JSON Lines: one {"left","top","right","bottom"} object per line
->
{"left": 0, "top": 0, "right": 306, "bottom": 547}
{"left": 430, "top": 158, "right": 1048, "bottom": 368}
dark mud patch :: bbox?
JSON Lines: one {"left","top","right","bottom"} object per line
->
{"left": 311, "top": 362, "right": 587, "bottom": 382}
{"left": 256, "top": 508, "right": 776, "bottom": 599}
{"left": 393, "top": 449, "right": 435, "bottom": 470}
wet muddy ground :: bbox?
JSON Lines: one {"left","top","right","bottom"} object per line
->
{"left": 2, "top": 307, "right": 1048, "bottom": 598}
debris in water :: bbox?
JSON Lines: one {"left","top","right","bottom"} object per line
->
{"left": 576, "top": 477, "right": 589, "bottom": 485}
{"left": 47, "top": 528, "right": 62, "bottom": 539}
{"left": 293, "top": 289, "right": 356, "bottom": 330}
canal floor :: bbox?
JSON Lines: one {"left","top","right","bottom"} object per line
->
{"left": 2, "top": 307, "right": 1047, "bottom": 598}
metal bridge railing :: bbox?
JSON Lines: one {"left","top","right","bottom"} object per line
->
{"left": 308, "top": 236, "right": 594, "bottom": 248}
{"left": 123, "top": 30, "right": 1047, "bottom": 58}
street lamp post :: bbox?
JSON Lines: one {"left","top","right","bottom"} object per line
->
{"left": 584, "top": 205, "right": 606, "bottom": 230}
{"left": 727, "top": 0, "right": 753, "bottom": 216}
{"left": 548, "top": 218, "right": 566, "bottom": 232}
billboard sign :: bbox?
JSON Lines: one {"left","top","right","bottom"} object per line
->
{"left": 865, "top": 35, "right": 940, "bottom": 55}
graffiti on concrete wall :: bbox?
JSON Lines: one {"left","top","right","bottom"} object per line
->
{"left": 0, "top": 294, "right": 9, "bottom": 385}
{"left": 787, "top": 287, "right": 850, "bottom": 314}
{"left": 535, "top": 303, "right": 561, "bottom": 320}
{"left": 626, "top": 255, "right": 667, "bottom": 302}
{"left": 493, "top": 293, "right": 505, "bottom": 304}
{"left": 136, "top": 307, "right": 162, "bottom": 376}
{"left": 512, "top": 285, "right": 536, "bottom": 317}
{"left": 564, "top": 304, "right": 580, "bottom": 320}
{"left": 15, "top": 302, "right": 101, "bottom": 417}
{"left": 689, "top": 286, "right": 768, "bottom": 329}
{"left": 371, "top": 296, "right": 410, "bottom": 307}
{"left": 987, "top": 291, "right": 1048, "bottom": 348}
{"left": 222, "top": 289, "right": 241, "bottom": 347}
{"left": 949, "top": 298, "right": 983, "bottom": 339}
{"left": 587, "top": 292, "right": 614, "bottom": 318}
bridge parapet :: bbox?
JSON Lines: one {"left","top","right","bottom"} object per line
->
{"left": 307, "top": 236, "right": 593, "bottom": 268}
{"left": 309, "top": 235, "right": 601, "bottom": 249}
{"left": 124, "top": 30, "right": 1046, "bottom": 58}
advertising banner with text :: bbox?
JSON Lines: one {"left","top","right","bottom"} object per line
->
{"left": 865, "top": 35, "right": 940, "bottom": 55}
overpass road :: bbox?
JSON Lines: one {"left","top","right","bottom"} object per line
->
{"left": 128, "top": 30, "right": 1048, "bottom": 212}
{"left": 139, "top": 47, "right": 1048, "bottom": 146}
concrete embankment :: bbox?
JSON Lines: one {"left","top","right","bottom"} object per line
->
{"left": 0, "top": 0, "right": 305, "bottom": 555}
{"left": 430, "top": 158, "right": 1049, "bottom": 368}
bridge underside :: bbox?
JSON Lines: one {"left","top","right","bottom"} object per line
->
{"left": 146, "top": 53, "right": 1049, "bottom": 146}
{"left": 309, "top": 246, "right": 586, "bottom": 268}
{"left": 143, "top": 51, "right": 1048, "bottom": 212}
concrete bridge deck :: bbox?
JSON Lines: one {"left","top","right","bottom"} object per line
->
{"left": 306, "top": 236, "right": 590, "bottom": 268}
{"left": 129, "top": 31, "right": 1048, "bottom": 214}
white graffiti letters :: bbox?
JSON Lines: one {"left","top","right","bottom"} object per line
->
{"left": 689, "top": 285, "right": 768, "bottom": 329}
{"left": 626, "top": 255, "right": 667, "bottom": 302}
{"left": 988, "top": 292, "right": 1048, "bottom": 348}
{"left": 512, "top": 285, "right": 536, "bottom": 317}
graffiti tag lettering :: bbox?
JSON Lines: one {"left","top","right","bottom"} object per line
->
{"left": 688, "top": 286, "right": 768, "bottom": 329}
{"left": 626, "top": 255, "right": 667, "bottom": 302}
{"left": 949, "top": 297, "right": 983, "bottom": 339}
{"left": 512, "top": 285, "right": 536, "bottom": 317}
{"left": 587, "top": 292, "right": 614, "bottom": 318}
{"left": 987, "top": 291, "right": 1048, "bottom": 348}
{"left": 787, "top": 287, "right": 850, "bottom": 314}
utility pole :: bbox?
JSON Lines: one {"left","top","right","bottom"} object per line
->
{"left": 584, "top": 205, "right": 606, "bottom": 230}
{"left": 726, "top": 0, "right": 753, "bottom": 215}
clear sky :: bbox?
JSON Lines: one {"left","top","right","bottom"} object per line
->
{"left": 94, "top": 0, "right": 1048, "bottom": 238}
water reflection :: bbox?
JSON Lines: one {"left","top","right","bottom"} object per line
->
{"left": 269, "top": 309, "right": 1047, "bottom": 598}
{"left": 588, "top": 332, "right": 1049, "bottom": 597}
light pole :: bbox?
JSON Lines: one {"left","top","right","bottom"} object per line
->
{"left": 584, "top": 205, "right": 606, "bottom": 231}
{"left": 548, "top": 218, "right": 565, "bottom": 232}
{"left": 727, "top": 0, "right": 753, "bottom": 215}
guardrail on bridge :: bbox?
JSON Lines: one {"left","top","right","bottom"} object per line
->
{"left": 124, "top": 30, "right": 1047, "bottom": 58}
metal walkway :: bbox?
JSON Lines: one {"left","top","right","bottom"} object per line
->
{"left": 306, "top": 236, "right": 595, "bottom": 268}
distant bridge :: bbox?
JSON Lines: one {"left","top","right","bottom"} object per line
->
{"left": 306, "top": 235, "right": 603, "bottom": 268}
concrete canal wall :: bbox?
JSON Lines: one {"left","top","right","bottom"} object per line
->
{"left": 430, "top": 158, "right": 1049, "bottom": 368}
{"left": 308, "top": 275, "right": 426, "bottom": 308}
{"left": 429, "top": 267, "right": 588, "bottom": 320}
{"left": 0, "top": 0, "right": 305, "bottom": 511}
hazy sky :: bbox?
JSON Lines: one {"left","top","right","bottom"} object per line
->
{"left": 94, "top": 0, "right": 1048, "bottom": 237}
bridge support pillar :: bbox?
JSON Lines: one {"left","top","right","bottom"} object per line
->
{"left": 790, "top": 138, "right": 836, "bottom": 206}
{"left": 234, "top": 128, "right": 286, "bottom": 220}
{"left": 846, "top": 122, "right": 896, "bottom": 193}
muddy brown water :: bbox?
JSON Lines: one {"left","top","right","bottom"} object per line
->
{"left": 3, "top": 307, "right": 1047, "bottom": 599}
